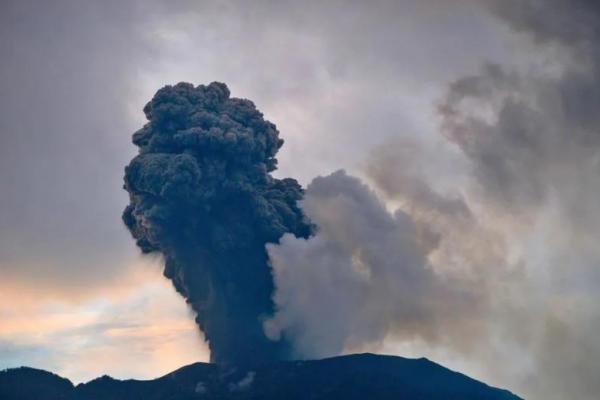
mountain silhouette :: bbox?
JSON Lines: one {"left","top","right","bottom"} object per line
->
{"left": 0, "top": 353, "right": 522, "bottom": 399}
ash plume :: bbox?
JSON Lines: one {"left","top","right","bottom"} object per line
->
{"left": 434, "top": 1, "right": 600, "bottom": 398}
{"left": 263, "top": 3, "right": 600, "bottom": 398}
{"left": 264, "top": 170, "right": 483, "bottom": 360}
{"left": 122, "top": 82, "right": 312, "bottom": 365}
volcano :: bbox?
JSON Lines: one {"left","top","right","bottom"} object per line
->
{"left": 0, "top": 353, "right": 521, "bottom": 399}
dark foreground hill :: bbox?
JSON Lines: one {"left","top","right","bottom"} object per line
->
{"left": 0, "top": 353, "right": 522, "bottom": 400}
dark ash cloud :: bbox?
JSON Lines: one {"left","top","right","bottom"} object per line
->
{"left": 122, "top": 82, "right": 312, "bottom": 364}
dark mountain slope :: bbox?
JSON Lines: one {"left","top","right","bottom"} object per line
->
{"left": 0, "top": 366, "right": 73, "bottom": 400}
{"left": 0, "top": 353, "right": 522, "bottom": 399}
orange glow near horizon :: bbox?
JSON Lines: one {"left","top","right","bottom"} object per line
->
{"left": 0, "top": 259, "right": 210, "bottom": 383}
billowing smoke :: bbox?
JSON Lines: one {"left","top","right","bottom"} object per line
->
{"left": 435, "top": 2, "right": 600, "bottom": 399}
{"left": 262, "top": 2, "right": 600, "bottom": 399}
{"left": 122, "top": 82, "right": 312, "bottom": 365}
{"left": 264, "top": 170, "right": 485, "bottom": 359}
{"left": 119, "top": 3, "right": 600, "bottom": 397}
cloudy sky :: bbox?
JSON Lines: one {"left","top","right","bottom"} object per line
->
{"left": 1, "top": 1, "right": 599, "bottom": 399}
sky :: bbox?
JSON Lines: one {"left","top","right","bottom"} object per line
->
{"left": 1, "top": 1, "right": 599, "bottom": 399}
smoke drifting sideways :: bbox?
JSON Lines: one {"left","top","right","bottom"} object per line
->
{"left": 433, "top": 2, "right": 600, "bottom": 398}
{"left": 122, "top": 82, "right": 312, "bottom": 365}
{"left": 264, "top": 170, "right": 482, "bottom": 360}
{"left": 441, "top": 0, "right": 600, "bottom": 214}
{"left": 264, "top": 2, "right": 600, "bottom": 398}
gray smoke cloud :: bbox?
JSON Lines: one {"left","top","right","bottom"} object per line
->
{"left": 122, "top": 82, "right": 312, "bottom": 365}
{"left": 436, "top": 1, "right": 600, "bottom": 398}
{"left": 264, "top": 2, "right": 600, "bottom": 399}
{"left": 264, "top": 170, "right": 483, "bottom": 359}
{"left": 441, "top": 0, "right": 600, "bottom": 214}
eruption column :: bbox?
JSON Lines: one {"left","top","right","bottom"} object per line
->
{"left": 122, "top": 82, "right": 312, "bottom": 364}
